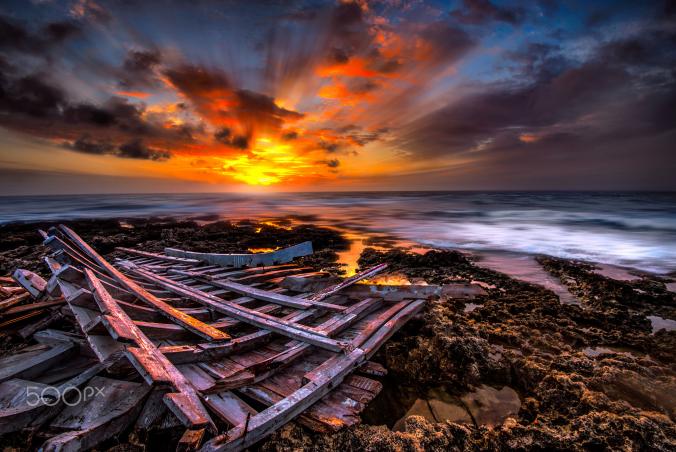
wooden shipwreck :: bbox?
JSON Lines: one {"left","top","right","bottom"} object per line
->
{"left": 0, "top": 225, "right": 484, "bottom": 451}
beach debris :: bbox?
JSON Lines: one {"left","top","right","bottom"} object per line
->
{"left": 164, "top": 241, "right": 313, "bottom": 268}
{"left": 0, "top": 270, "right": 65, "bottom": 337}
{"left": 281, "top": 274, "right": 488, "bottom": 301}
{"left": 0, "top": 224, "right": 430, "bottom": 451}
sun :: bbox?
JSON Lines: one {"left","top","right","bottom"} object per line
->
{"left": 217, "top": 137, "right": 314, "bottom": 186}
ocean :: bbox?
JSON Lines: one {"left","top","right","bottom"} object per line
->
{"left": 1, "top": 191, "right": 675, "bottom": 274}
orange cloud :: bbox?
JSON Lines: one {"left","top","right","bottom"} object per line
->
{"left": 519, "top": 133, "right": 540, "bottom": 143}
{"left": 316, "top": 57, "right": 379, "bottom": 78}
{"left": 115, "top": 90, "right": 151, "bottom": 99}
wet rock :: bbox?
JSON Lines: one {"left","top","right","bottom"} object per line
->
{"left": 461, "top": 385, "right": 521, "bottom": 428}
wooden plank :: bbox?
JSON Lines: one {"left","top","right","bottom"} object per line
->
{"left": 58, "top": 225, "right": 229, "bottom": 341}
{"left": 165, "top": 241, "right": 313, "bottom": 268}
{"left": 343, "top": 283, "right": 487, "bottom": 301}
{"left": 158, "top": 300, "right": 321, "bottom": 364}
{"left": 177, "top": 428, "right": 206, "bottom": 452}
{"left": 2, "top": 298, "right": 65, "bottom": 316}
{"left": 203, "top": 348, "right": 366, "bottom": 451}
{"left": 12, "top": 269, "right": 47, "bottom": 298}
{"left": 305, "top": 300, "right": 425, "bottom": 384}
{"left": 42, "top": 376, "right": 150, "bottom": 452}
{"left": 306, "top": 263, "right": 387, "bottom": 302}
{"left": 199, "top": 279, "right": 347, "bottom": 312}
{"left": 84, "top": 269, "right": 215, "bottom": 430}
{"left": 237, "top": 298, "right": 382, "bottom": 386}
{"left": 0, "top": 292, "right": 30, "bottom": 312}
{"left": 125, "top": 266, "right": 350, "bottom": 353}
{"left": 18, "top": 308, "right": 64, "bottom": 339}
{"left": 204, "top": 392, "right": 256, "bottom": 427}
{"left": 116, "top": 247, "right": 201, "bottom": 264}
{"left": 232, "top": 267, "right": 314, "bottom": 283}
{"left": 0, "top": 342, "right": 75, "bottom": 383}
{"left": 202, "top": 300, "right": 425, "bottom": 451}
{"left": 0, "top": 363, "right": 103, "bottom": 435}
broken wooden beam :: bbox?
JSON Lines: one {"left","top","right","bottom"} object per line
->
{"left": 57, "top": 225, "right": 230, "bottom": 342}
{"left": 124, "top": 265, "right": 351, "bottom": 353}
{"left": 84, "top": 269, "right": 216, "bottom": 431}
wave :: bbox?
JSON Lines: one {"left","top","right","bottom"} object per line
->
{"left": 1, "top": 191, "right": 675, "bottom": 273}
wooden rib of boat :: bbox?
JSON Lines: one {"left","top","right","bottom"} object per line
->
{"left": 0, "top": 223, "right": 447, "bottom": 451}
{"left": 165, "top": 241, "right": 313, "bottom": 268}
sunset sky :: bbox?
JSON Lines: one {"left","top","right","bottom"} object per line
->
{"left": 0, "top": 0, "right": 674, "bottom": 194}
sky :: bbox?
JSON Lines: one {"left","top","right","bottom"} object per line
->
{"left": 0, "top": 0, "right": 674, "bottom": 194}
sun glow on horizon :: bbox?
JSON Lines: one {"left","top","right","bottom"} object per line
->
{"left": 216, "top": 137, "right": 316, "bottom": 186}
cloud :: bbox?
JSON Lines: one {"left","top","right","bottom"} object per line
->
{"left": 0, "top": 63, "right": 188, "bottom": 160}
{"left": 70, "top": 0, "right": 112, "bottom": 24}
{"left": 64, "top": 135, "right": 171, "bottom": 161}
{"left": 118, "top": 49, "right": 162, "bottom": 89}
{"left": 0, "top": 15, "right": 81, "bottom": 55}
{"left": 214, "top": 127, "right": 249, "bottom": 149}
{"left": 118, "top": 139, "right": 170, "bottom": 160}
{"left": 450, "top": 0, "right": 526, "bottom": 25}
{"left": 165, "top": 64, "right": 304, "bottom": 145}
{"left": 398, "top": 22, "right": 676, "bottom": 187}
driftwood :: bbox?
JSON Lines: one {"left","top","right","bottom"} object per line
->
{"left": 0, "top": 224, "right": 428, "bottom": 451}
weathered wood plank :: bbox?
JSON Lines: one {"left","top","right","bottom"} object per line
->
{"left": 0, "top": 292, "right": 31, "bottom": 312}
{"left": 202, "top": 300, "right": 425, "bottom": 451}
{"left": 177, "top": 428, "right": 206, "bottom": 452}
{"left": 165, "top": 241, "right": 313, "bottom": 268}
{"left": 58, "top": 225, "right": 229, "bottom": 341}
{"left": 12, "top": 269, "right": 47, "bottom": 298}
{"left": 203, "top": 348, "right": 366, "bottom": 451}
{"left": 204, "top": 392, "right": 256, "bottom": 427}
{"left": 42, "top": 376, "right": 150, "bottom": 452}
{"left": 84, "top": 269, "right": 215, "bottom": 430}
{"left": 306, "top": 263, "right": 388, "bottom": 302}
{"left": 2, "top": 298, "right": 66, "bottom": 316}
{"left": 125, "top": 266, "right": 350, "bottom": 353}
{"left": 0, "top": 342, "right": 75, "bottom": 383}
{"left": 198, "top": 279, "right": 347, "bottom": 312}
{"left": 116, "top": 247, "right": 201, "bottom": 264}
{"left": 343, "top": 283, "right": 488, "bottom": 301}
{"left": 0, "top": 363, "right": 104, "bottom": 435}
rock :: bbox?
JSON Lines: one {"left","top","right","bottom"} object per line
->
{"left": 461, "top": 385, "right": 521, "bottom": 428}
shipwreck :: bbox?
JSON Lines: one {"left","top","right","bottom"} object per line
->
{"left": 0, "top": 225, "right": 484, "bottom": 451}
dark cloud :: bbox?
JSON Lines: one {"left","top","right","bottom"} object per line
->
{"left": 415, "top": 21, "right": 475, "bottom": 67}
{"left": 165, "top": 64, "right": 303, "bottom": 146}
{"left": 164, "top": 64, "right": 232, "bottom": 96}
{"left": 68, "top": 135, "right": 115, "bottom": 155}
{"left": 0, "top": 64, "right": 184, "bottom": 159}
{"left": 282, "top": 130, "right": 298, "bottom": 140}
{"left": 214, "top": 127, "right": 249, "bottom": 149}
{"left": 315, "top": 158, "right": 340, "bottom": 169}
{"left": 318, "top": 140, "right": 340, "bottom": 153}
{"left": 70, "top": 0, "right": 113, "bottom": 24}
{"left": 235, "top": 89, "right": 304, "bottom": 125}
{"left": 450, "top": 0, "right": 526, "bottom": 25}
{"left": 118, "top": 49, "right": 162, "bottom": 89}
{"left": 64, "top": 136, "right": 170, "bottom": 161}
{"left": 399, "top": 24, "right": 676, "bottom": 187}
{"left": 0, "top": 15, "right": 80, "bottom": 54}
{"left": 118, "top": 139, "right": 170, "bottom": 160}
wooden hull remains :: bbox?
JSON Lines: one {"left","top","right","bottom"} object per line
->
{"left": 0, "top": 224, "right": 487, "bottom": 451}
{"left": 164, "top": 241, "right": 313, "bottom": 268}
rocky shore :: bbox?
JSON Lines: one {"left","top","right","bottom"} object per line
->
{"left": 1, "top": 218, "right": 674, "bottom": 451}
